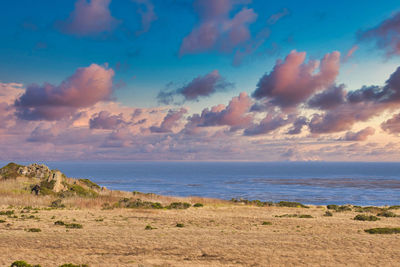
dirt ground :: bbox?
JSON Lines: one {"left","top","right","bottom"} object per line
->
{"left": 0, "top": 204, "right": 399, "bottom": 267}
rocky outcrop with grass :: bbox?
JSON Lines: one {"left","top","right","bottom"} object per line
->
{"left": 0, "top": 162, "right": 101, "bottom": 197}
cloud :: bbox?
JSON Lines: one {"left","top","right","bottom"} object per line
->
{"left": 150, "top": 108, "right": 187, "bottom": 133}
{"left": 185, "top": 92, "right": 253, "bottom": 133}
{"left": 287, "top": 116, "right": 307, "bottom": 135}
{"left": 307, "top": 84, "right": 346, "bottom": 110}
{"left": 89, "top": 111, "right": 128, "bottom": 129}
{"left": 132, "top": 0, "right": 157, "bottom": 35}
{"left": 179, "top": 0, "right": 257, "bottom": 56}
{"left": 343, "top": 45, "right": 358, "bottom": 62}
{"left": 57, "top": 0, "right": 119, "bottom": 36}
{"left": 308, "top": 102, "right": 384, "bottom": 134}
{"left": 244, "top": 113, "right": 293, "bottom": 136}
{"left": 381, "top": 113, "right": 400, "bottom": 134}
{"left": 343, "top": 127, "right": 375, "bottom": 141}
{"left": 157, "top": 70, "right": 233, "bottom": 104}
{"left": 358, "top": 11, "right": 400, "bottom": 56}
{"left": 267, "top": 8, "right": 290, "bottom": 25}
{"left": 15, "top": 64, "right": 114, "bottom": 120}
{"left": 252, "top": 50, "right": 340, "bottom": 109}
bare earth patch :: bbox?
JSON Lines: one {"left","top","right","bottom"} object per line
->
{"left": 0, "top": 204, "right": 399, "bottom": 266}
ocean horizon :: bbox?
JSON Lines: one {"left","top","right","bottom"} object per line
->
{"left": 2, "top": 161, "right": 399, "bottom": 206}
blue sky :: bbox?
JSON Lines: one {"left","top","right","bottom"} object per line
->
{"left": 1, "top": 0, "right": 400, "bottom": 161}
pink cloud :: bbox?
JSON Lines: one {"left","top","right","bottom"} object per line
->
{"left": 307, "top": 84, "right": 346, "bottom": 110}
{"left": 89, "top": 111, "right": 128, "bottom": 129}
{"left": 358, "top": 11, "right": 400, "bottom": 56}
{"left": 15, "top": 64, "right": 114, "bottom": 120}
{"left": 343, "top": 45, "right": 358, "bottom": 62}
{"left": 57, "top": 0, "right": 119, "bottom": 36}
{"left": 381, "top": 113, "right": 400, "bottom": 134}
{"left": 244, "top": 113, "right": 293, "bottom": 136}
{"left": 150, "top": 108, "right": 187, "bottom": 133}
{"left": 252, "top": 50, "right": 341, "bottom": 108}
{"left": 179, "top": 0, "right": 257, "bottom": 56}
{"left": 157, "top": 70, "right": 233, "bottom": 104}
{"left": 343, "top": 127, "right": 375, "bottom": 141}
{"left": 185, "top": 92, "right": 253, "bottom": 133}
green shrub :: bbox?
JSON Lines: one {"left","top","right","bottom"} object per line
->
{"left": 275, "top": 214, "right": 312, "bottom": 218}
{"left": 54, "top": 220, "right": 65, "bottom": 226}
{"left": 262, "top": 221, "right": 272, "bottom": 225}
{"left": 67, "top": 184, "right": 98, "bottom": 198}
{"left": 0, "top": 162, "right": 23, "bottom": 180}
{"left": 193, "top": 203, "right": 204, "bottom": 207}
{"left": 78, "top": 179, "right": 100, "bottom": 190}
{"left": 26, "top": 228, "right": 41, "bottom": 232}
{"left": 58, "top": 264, "right": 88, "bottom": 267}
{"left": 388, "top": 205, "right": 400, "bottom": 210}
{"left": 145, "top": 224, "right": 155, "bottom": 230}
{"left": 10, "top": 260, "right": 41, "bottom": 267}
{"left": 39, "top": 180, "right": 56, "bottom": 196}
{"left": 324, "top": 211, "right": 333, "bottom": 217}
{"left": 354, "top": 214, "right": 380, "bottom": 221}
{"left": 176, "top": 223, "right": 184, "bottom": 228}
{"left": 116, "top": 198, "right": 163, "bottom": 209}
{"left": 277, "top": 201, "right": 308, "bottom": 208}
{"left": 364, "top": 227, "right": 400, "bottom": 234}
{"left": 230, "top": 198, "right": 273, "bottom": 207}
{"left": 0, "top": 220, "right": 5, "bottom": 223}
{"left": 65, "top": 223, "right": 83, "bottom": 229}
{"left": 327, "top": 204, "right": 352, "bottom": 212}
{"left": 167, "top": 202, "right": 191, "bottom": 209}
{"left": 377, "top": 211, "right": 397, "bottom": 217}
{"left": 0, "top": 210, "right": 14, "bottom": 216}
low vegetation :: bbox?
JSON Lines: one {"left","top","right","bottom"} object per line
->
{"left": 326, "top": 204, "right": 352, "bottom": 212}
{"left": 262, "top": 221, "right": 272, "bottom": 225}
{"left": 10, "top": 260, "right": 41, "bottom": 267}
{"left": 353, "top": 214, "right": 380, "bottom": 221}
{"left": 193, "top": 203, "right": 204, "bottom": 207}
{"left": 0, "top": 163, "right": 24, "bottom": 180}
{"left": 364, "top": 227, "right": 400, "bottom": 234}
{"left": 26, "top": 228, "right": 41, "bottom": 232}
{"left": 324, "top": 211, "right": 333, "bottom": 216}
{"left": 377, "top": 210, "right": 397, "bottom": 217}
{"left": 167, "top": 202, "right": 191, "bottom": 209}
{"left": 275, "top": 214, "right": 313, "bottom": 218}
{"left": 79, "top": 179, "right": 101, "bottom": 190}
{"left": 176, "top": 223, "right": 184, "bottom": 228}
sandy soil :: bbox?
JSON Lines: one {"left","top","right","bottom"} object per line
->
{"left": 0, "top": 204, "right": 399, "bottom": 267}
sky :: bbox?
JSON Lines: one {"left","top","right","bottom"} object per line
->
{"left": 1, "top": 0, "right": 400, "bottom": 161}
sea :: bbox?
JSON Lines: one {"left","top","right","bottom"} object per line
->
{"left": 2, "top": 161, "right": 400, "bottom": 206}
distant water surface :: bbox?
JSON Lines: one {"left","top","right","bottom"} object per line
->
{"left": 3, "top": 161, "right": 400, "bottom": 206}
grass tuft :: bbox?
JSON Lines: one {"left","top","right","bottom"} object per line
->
{"left": 364, "top": 227, "right": 400, "bottom": 234}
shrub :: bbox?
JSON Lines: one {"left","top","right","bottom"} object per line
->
{"left": 59, "top": 264, "right": 88, "bottom": 267}
{"left": 67, "top": 184, "right": 98, "bottom": 198}
{"left": 364, "top": 227, "right": 400, "bottom": 234}
{"left": 145, "top": 224, "right": 155, "bottom": 230}
{"left": 277, "top": 201, "right": 308, "bottom": 208}
{"left": 116, "top": 198, "right": 163, "bottom": 209}
{"left": 26, "top": 228, "right": 41, "bottom": 232}
{"left": 54, "top": 220, "right": 65, "bottom": 226}
{"left": 0, "top": 220, "right": 5, "bottom": 223}
{"left": 78, "top": 178, "right": 100, "bottom": 190}
{"left": 10, "top": 261, "right": 41, "bottom": 267}
{"left": 324, "top": 211, "right": 333, "bottom": 217}
{"left": 167, "top": 202, "right": 191, "bottom": 209}
{"left": 167, "top": 202, "right": 187, "bottom": 209}
{"left": 39, "top": 180, "right": 56, "bottom": 196}
{"left": 262, "top": 221, "right": 272, "bottom": 225}
{"left": 230, "top": 198, "right": 273, "bottom": 207}
{"left": 327, "top": 205, "right": 352, "bottom": 212}
{"left": 298, "top": 214, "right": 313, "bottom": 218}
{"left": 377, "top": 211, "right": 397, "bottom": 217}
{"left": 354, "top": 214, "right": 380, "bottom": 221}
{"left": 354, "top": 206, "right": 385, "bottom": 213}
{"left": 193, "top": 203, "right": 204, "bottom": 207}
{"left": 388, "top": 205, "right": 400, "bottom": 210}
{"left": 50, "top": 199, "right": 65, "bottom": 208}
{"left": 0, "top": 162, "right": 23, "bottom": 180}
{"left": 0, "top": 210, "right": 14, "bottom": 216}
{"left": 176, "top": 223, "right": 184, "bottom": 228}
{"left": 65, "top": 223, "right": 83, "bottom": 229}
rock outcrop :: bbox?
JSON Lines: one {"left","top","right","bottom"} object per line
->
{"left": 0, "top": 162, "right": 101, "bottom": 197}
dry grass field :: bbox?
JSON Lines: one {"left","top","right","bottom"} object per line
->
{"left": 0, "top": 178, "right": 400, "bottom": 266}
